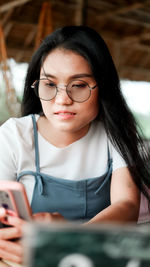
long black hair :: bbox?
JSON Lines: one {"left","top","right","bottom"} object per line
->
{"left": 22, "top": 25, "right": 150, "bottom": 204}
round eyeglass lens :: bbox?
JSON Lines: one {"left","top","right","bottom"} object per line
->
{"left": 67, "top": 80, "right": 91, "bottom": 102}
{"left": 38, "top": 79, "right": 57, "bottom": 100}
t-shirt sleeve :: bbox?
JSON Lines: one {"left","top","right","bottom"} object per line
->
{"left": 0, "top": 119, "right": 17, "bottom": 181}
{"left": 108, "top": 139, "right": 127, "bottom": 171}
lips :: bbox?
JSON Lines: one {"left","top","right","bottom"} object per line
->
{"left": 54, "top": 111, "right": 76, "bottom": 115}
{"left": 54, "top": 111, "right": 76, "bottom": 119}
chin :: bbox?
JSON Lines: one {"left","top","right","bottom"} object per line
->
{"left": 56, "top": 125, "right": 75, "bottom": 132}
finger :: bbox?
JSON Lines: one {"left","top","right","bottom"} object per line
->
{"left": 0, "top": 239, "right": 23, "bottom": 255}
{"left": 0, "top": 226, "right": 22, "bottom": 240}
{"left": 0, "top": 208, "right": 7, "bottom": 219}
{"left": 52, "top": 212, "right": 64, "bottom": 218}
{"left": 33, "top": 212, "right": 65, "bottom": 222}
{"left": 0, "top": 240, "right": 23, "bottom": 264}
{"left": 33, "top": 212, "right": 52, "bottom": 221}
{"left": 5, "top": 215, "right": 27, "bottom": 228}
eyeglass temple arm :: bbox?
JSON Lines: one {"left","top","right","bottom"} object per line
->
{"left": 90, "top": 85, "right": 97, "bottom": 90}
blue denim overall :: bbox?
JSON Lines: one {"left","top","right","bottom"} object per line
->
{"left": 17, "top": 115, "right": 112, "bottom": 222}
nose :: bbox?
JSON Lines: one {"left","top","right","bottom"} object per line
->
{"left": 55, "top": 86, "right": 73, "bottom": 105}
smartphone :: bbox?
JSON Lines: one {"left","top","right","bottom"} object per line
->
{"left": 0, "top": 181, "right": 32, "bottom": 221}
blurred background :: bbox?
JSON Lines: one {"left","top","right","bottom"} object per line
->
{"left": 0, "top": 0, "right": 150, "bottom": 139}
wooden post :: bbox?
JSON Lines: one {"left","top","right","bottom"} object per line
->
{"left": 0, "top": 0, "right": 31, "bottom": 13}
{"left": 35, "top": 1, "right": 53, "bottom": 50}
{"left": 74, "top": 0, "right": 87, "bottom": 25}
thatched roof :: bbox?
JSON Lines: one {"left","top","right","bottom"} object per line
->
{"left": 0, "top": 0, "right": 150, "bottom": 82}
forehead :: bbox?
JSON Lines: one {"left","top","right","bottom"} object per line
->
{"left": 41, "top": 48, "right": 92, "bottom": 75}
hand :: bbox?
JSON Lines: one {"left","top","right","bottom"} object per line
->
{"left": 33, "top": 212, "right": 66, "bottom": 223}
{"left": 0, "top": 207, "right": 26, "bottom": 263}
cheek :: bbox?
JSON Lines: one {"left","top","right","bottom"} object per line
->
{"left": 88, "top": 90, "right": 99, "bottom": 116}
{"left": 81, "top": 96, "right": 99, "bottom": 120}
{"left": 41, "top": 101, "right": 52, "bottom": 113}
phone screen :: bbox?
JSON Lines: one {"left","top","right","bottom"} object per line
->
{"left": 0, "top": 190, "right": 18, "bottom": 228}
{"left": 0, "top": 190, "right": 17, "bottom": 214}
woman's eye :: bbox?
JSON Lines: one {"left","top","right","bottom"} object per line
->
{"left": 72, "top": 83, "right": 86, "bottom": 88}
{"left": 45, "top": 82, "right": 56, "bottom": 88}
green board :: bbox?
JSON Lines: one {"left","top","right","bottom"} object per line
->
{"left": 24, "top": 223, "right": 150, "bottom": 267}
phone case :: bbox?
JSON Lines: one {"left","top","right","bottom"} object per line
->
{"left": 0, "top": 180, "right": 32, "bottom": 220}
{"left": 0, "top": 189, "right": 19, "bottom": 216}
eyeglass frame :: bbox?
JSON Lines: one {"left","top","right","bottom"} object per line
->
{"left": 31, "top": 77, "right": 97, "bottom": 103}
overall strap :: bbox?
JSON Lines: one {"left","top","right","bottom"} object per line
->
{"left": 94, "top": 144, "right": 112, "bottom": 195}
{"left": 31, "top": 114, "right": 44, "bottom": 194}
{"left": 107, "top": 139, "right": 112, "bottom": 165}
{"left": 31, "top": 114, "right": 40, "bottom": 173}
{"left": 17, "top": 115, "right": 44, "bottom": 195}
{"left": 17, "top": 170, "right": 44, "bottom": 195}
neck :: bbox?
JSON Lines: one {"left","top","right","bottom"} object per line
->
{"left": 37, "top": 116, "right": 90, "bottom": 148}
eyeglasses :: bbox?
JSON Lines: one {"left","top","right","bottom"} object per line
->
{"left": 31, "top": 78, "right": 97, "bottom": 103}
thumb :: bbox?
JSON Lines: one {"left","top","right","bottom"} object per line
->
{"left": 5, "top": 214, "right": 27, "bottom": 228}
{"left": 0, "top": 207, "right": 7, "bottom": 218}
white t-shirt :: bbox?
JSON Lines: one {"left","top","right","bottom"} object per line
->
{"left": 0, "top": 115, "right": 126, "bottom": 204}
{"left": 1, "top": 115, "right": 149, "bottom": 223}
{"left": 3, "top": 114, "right": 149, "bottom": 224}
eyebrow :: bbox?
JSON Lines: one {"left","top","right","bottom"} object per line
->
{"left": 40, "top": 72, "right": 93, "bottom": 79}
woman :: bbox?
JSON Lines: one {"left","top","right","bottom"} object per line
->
{"left": 0, "top": 25, "right": 150, "bottom": 264}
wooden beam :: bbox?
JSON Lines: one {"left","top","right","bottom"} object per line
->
{"left": 7, "top": 47, "right": 32, "bottom": 62}
{"left": 104, "top": 37, "right": 150, "bottom": 70}
{"left": 120, "top": 66, "right": 150, "bottom": 80}
{"left": 103, "top": 30, "right": 150, "bottom": 46}
{"left": 1, "top": 8, "right": 14, "bottom": 27}
{"left": 16, "top": 27, "right": 37, "bottom": 61}
{"left": 121, "top": 32, "right": 150, "bottom": 44}
{"left": 113, "top": 15, "right": 150, "bottom": 28}
{"left": 97, "top": 1, "right": 146, "bottom": 20}
{"left": 0, "top": 0, "right": 31, "bottom": 13}
{"left": 3, "top": 22, "right": 14, "bottom": 38}
{"left": 74, "top": 0, "right": 87, "bottom": 25}
{"left": 24, "top": 27, "right": 37, "bottom": 47}
{"left": 105, "top": 35, "right": 150, "bottom": 52}
{"left": 126, "top": 43, "right": 150, "bottom": 53}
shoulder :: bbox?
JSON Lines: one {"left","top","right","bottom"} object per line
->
{"left": 0, "top": 114, "right": 39, "bottom": 132}
{"left": 0, "top": 115, "right": 29, "bottom": 134}
{"left": 92, "top": 120, "right": 127, "bottom": 169}
{"left": 107, "top": 138, "right": 127, "bottom": 170}
{"left": 0, "top": 114, "right": 39, "bottom": 140}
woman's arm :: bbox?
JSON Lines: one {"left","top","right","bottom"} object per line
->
{"left": 85, "top": 167, "right": 140, "bottom": 224}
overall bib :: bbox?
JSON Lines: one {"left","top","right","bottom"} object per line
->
{"left": 17, "top": 115, "right": 112, "bottom": 222}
